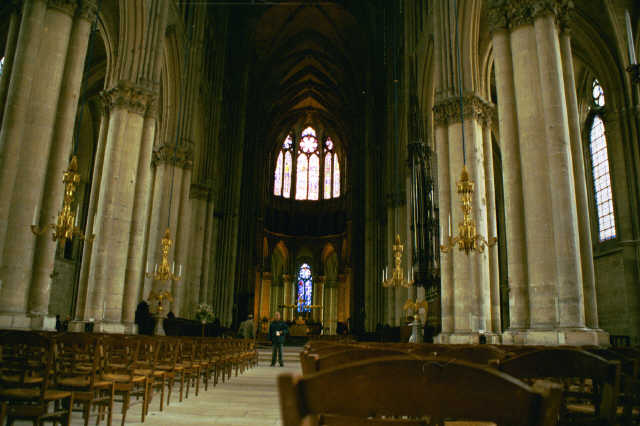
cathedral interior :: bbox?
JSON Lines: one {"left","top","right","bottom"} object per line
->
{"left": 0, "top": 0, "right": 638, "bottom": 348}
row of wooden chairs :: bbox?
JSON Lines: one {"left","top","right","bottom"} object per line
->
{"left": 0, "top": 331, "right": 258, "bottom": 426}
{"left": 280, "top": 341, "right": 640, "bottom": 425}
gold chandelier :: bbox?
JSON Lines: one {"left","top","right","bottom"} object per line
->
{"left": 383, "top": 234, "right": 414, "bottom": 288}
{"left": 148, "top": 289, "right": 173, "bottom": 314}
{"left": 31, "top": 156, "right": 93, "bottom": 244}
{"left": 145, "top": 228, "right": 182, "bottom": 282}
{"left": 440, "top": 166, "right": 496, "bottom": 255}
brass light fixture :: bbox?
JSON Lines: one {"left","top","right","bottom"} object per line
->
{"left": 440, "top": 166, "right": 496, "bottom": 254}
{"left": 440, "top": 0, "right": 496, "bottom": 256}
{"left": 145, "top": 228, "right": 182, "bottom": 282}
{"left": 31, "top": 156, "right": 94, "bottom": 245}
{"left": 403, "top": 298, "right": 428, "bottom": 317}
{"left": 147, "top": 289, "right": 173, "bottom": 314}
{"left": 383, "top": 234, "right": 414, "bottom": 288}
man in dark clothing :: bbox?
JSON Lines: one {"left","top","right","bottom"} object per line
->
{"left": 269, "top": 312, "right": 288, "bottom": 366}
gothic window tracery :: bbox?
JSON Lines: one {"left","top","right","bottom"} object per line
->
{"left": 273, "top": 127, "right": 341, "bottom": 201}
{"left": 588, "top": 79, "right": 616, "bottom": 242}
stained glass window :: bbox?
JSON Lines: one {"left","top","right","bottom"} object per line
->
{"left": 274, "top": 151, "right": 283, "bottom": 196}
{"left": 324, "top": 152, "right": 332, "bottom": 199}
{"left": 592, "top": 79, "right": 605, "bottom": 107}
{"left": 333, "top": 154, "right": 340, "bottom": 197}
{"left": 296, "top": 263, "right": 313, "bottom": 313}
{"left": 590, "top": 114, "right": 616, "bottom": 241}
{"left": 273, "top": 129, "right": 342, "bottom": 201}
{"left": 283, "top": 151, "right": 292, "bottom": 198}
{"left": 309, "top": 154, "right": 319, "bottom": 200}
{"left": 0, "top": 57, "right": 4, "bottom": 77}
{"left": 296, "top": 154, "right": 308, "bottom": 200}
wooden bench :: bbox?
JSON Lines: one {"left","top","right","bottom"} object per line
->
{"left": 279, "top": 356, "right": 563, "bottom": 425}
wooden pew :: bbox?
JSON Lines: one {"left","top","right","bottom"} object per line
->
{"left": 279, "top": 356, "right": 563, "bottom": 425}
{"left": 495, "top": 348, "right": 620, "bottom": 425}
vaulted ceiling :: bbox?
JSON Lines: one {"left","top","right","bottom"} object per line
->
{"left": 251, "top": 3, "right": 368, "bottom": 152}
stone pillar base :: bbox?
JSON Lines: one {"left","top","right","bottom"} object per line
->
{"left": 0, "top": 312, "right": 33, "bottom": 329}
{"left": 29, "top": 314, "right": 57, "bottom": 331}
{"left": 92, "top": 321, "right": 128, "bottom": 334}
{"left": 435, "top": 332, "right": 502, "bottom": 344}
{"left": 501, "top": 328, "right": 609, "bottom": 346}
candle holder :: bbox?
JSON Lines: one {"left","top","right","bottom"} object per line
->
{"left": 30, "top": 156, "right": 94, "bottom": 245}
{"left": 383, "top": 234, "right": 414, "bottom": 288}
{"left": 145, "top": 228, "right": 182, "bottom": 282}
{"left": 440, "top": 166, "right": 497, "bottom": 255}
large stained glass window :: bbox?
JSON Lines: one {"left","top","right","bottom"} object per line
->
{"left": 0, "top": 57, "right": 4, "bottom": 77}
{"left": 589, "top": 79, "right": 616, "bottom": 242}
{"left": 296, "top": 263, "right": 313, "bottom": 312}
{"left": 274, "top": 135, "right": 293, "bottom": 198}
{"left": 324, "top": 152, "right": 332, "bottom": 199}
{"left": 274, "top": 152, "right": 283, "bottom": 196}
{"left": 273, "top": 129, "right": 341, "bottom": 201}
{"left": 333, "top": 155, "right": 340, "bottom": 197}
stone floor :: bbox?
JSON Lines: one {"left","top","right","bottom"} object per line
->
{"left": 12, "top": 346, "right": 302, "bottom": 426}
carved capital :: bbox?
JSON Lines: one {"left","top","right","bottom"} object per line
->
{"left": 77, "top": 0, "right": 97, "bottom": 21}
{"left": 190, "top": 183, "right": 211, "bottom": 201}
{"left": 47, "top": 0, "right": 77, "bottom": 16}
{"left": 102, "top": 82, "right": 152, "bottom": 115}
{"left": 145, "top": 95, "right": 159, "bottom": 119}
{"left": 152, "top": 140, "right": 194, "bottom": 169}
{"left": 489, "top": 0, "right": 572, "bottom": 31}
{"left": 433, "top": 94, "right": 493, "bottom": 126}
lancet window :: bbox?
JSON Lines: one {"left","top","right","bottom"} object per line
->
{"left": 296, "top": 263, "right": 313, "bottom": 312}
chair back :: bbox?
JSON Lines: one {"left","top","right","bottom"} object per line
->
{"left": 0, "top": 331, "right": 54, "bottom": 399}
{"left": 279, "top": 356, "right": 562, "bottom": 426}
{"left": 54, "top": 332, "right": 102, "bottom": 386}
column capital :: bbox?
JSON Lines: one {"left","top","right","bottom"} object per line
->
{"left": 77, "top": 0, "right": 97, "bottom": 22}
{"left": 487, "top": 0, "right": 571, "bottom": 31}
{"left": 47, "top": 0, "right": 77, "bottom": 16}
{"left": 145, "top": 94, "right": 160, "bottom": 119}
{"left": 433, "top": 94, "right": 494, "bottom": 126}
{"left": 101, "top": 82, "right": 153, "bottom": 115}
{"left": 190, "top": 183, "right": 211, "bottom": 201}
{"left": 152, "top": 140, "right": 194, "bottom": 169}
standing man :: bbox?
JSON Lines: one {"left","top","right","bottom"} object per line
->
{"left": 269, "top": 312, "right": 288, "bottom": 366}
{"left": 239, "top": 314, "right": 255, "bottom": 339}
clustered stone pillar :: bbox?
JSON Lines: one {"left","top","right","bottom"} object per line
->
{"left": 282, "top": 274, "right": 292, "bottom": 322}
{"left": 0, "top": 0, "right": 98, "bottom": 329}
{"left": 433, "top": 96, "right": 497, "bottom": 343}
{"left": 0, "top": 0, "right": 22, "bottom": 125}
{"left": 488, "top": 0, "right": 606, "bottom": 345}
{"left": 186, "top": 184, "right": 209, "bottom": 316}
{"left": 324, "top": 280, "right": 338, "bottom": 335}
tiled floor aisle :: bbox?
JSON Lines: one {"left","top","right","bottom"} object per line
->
{"left": 123, "top": 346, "right": 301, "bottom": 426}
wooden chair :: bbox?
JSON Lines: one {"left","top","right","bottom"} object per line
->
{"left": 0, "top": 331, "right": 74, "bottom": 426}
{"left": 54, "top": 333, "right": 114, "bottom": 426}
{"left": 279, "top": 356, "right": 562, "bottom": 425}
{"left": 101, "top": 335, "right": 148, "bottom": 426}
{"left": 495, "top": 348, "right": 620, "bottom": 425}
{"left": 309, "top": 348, "right": 409, "bottom": 373}
{"left": 0, "top": 401, "right": 7, "bottom": 426}
{"left": 155, "top": 337, "right": 187, "bottom": 405}
{"left": 132, "top": 337, "right": 166, "bottom": 414}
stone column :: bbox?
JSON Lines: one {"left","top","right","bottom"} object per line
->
{"left": 186, "top": 185, "right": 208, "bottom": 315}
{"left": 0, "top": 0, "right": 48, "bottom": 262}
{"left": 29, "top": 0, "right": 95, "bottom": 321}
{"left": 87, "top": 83, "right": 149, "bottom": 330}
{"left": 74, "top": 96, "right": 108, "bottom": 321}
{"left": 482, "top": 112, "right": 501, "bottom": 333}
{"left": 0, "top": 0, "right": 22, "bottom": 125}
{"left": 559, "top": 27, "right": 598, "bottom": 328}
{"left": 173, "top": 167, "right": 192, "bottom": 316}
{"left": 121, "top": 97, "right": 158, "bottom": 327}
{"left": 324, "top": 281, "right": 338, "bottom": 335}
{"left": 434, "top": 121, "right": 453, "bottom": 335}
{"left": 510, "top": 22, "right": 558, "bottom": 329}
{"left": 202, "top": 200, "right": 215, "bottom": 305}
{"left": 282, "top": 274, "right": 292, "bottom": 322}
{"left": 0, "top": 0, "right": 75, "bottom": 328}
{"left": 533, "top": 12, "right": 585, "bottom": 328}
{"left": 489, "top": 23, "right": 530, "bottom": 331}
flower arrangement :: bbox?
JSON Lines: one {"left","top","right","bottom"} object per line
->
{"left": 195, "top": 303, "right": 214, "bottom": 323}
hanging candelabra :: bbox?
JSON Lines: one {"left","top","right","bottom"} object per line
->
{"left": 31, "top": 156, "right": 94, "bottom": 245}
{"left": 145, "top": 228, "right": 182, "bottom": 282}
{"left": 383, "top": 234, "right": 414, "bottom": 288}
{"left": 440, "top": 0, "right": 496, "bottom": 256}
{"left": 440, "top": 166, "right": 497, "bottom": 254}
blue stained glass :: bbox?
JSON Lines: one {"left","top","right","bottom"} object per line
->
{"left": 296, "top": 263, "right": 313, "bottom": 312}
